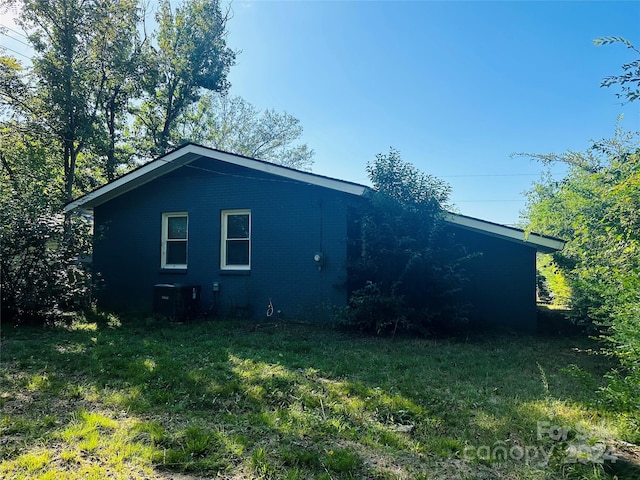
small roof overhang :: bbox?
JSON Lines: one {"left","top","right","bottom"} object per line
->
{"left": 444, "top": 212, "right": 565, "bottom": 253}
{"left": 64, "top": 143, "right": 565, "bottom": 254}
{"left": 63, "top": 143, "right": 368, "bottom": 214}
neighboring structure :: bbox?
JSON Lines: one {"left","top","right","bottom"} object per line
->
{"left": 65, "top": 144, "right": 564, "bottom": 330}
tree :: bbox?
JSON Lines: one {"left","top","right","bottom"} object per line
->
{"left": 16, "top": 0, "right": 105, "bottom": 202}
{"left": 5, "top": 0, "right": 142, "bottom": 201}
{"left": 521, "top": 125, "right": 640, "bottom": 411}
{"left": 1, "top": 0, "right": 141, "bottom": 321}
{"left": 595, "top": 36, "right": 640, "bottom": 103}
{"left": 520, "top": 40, "right": 640, "bottom": 411}
{"left": 340, "top": 149, "right": 468, "bottom": 335}
{"left": 132, "top": 0, "right": 236, "bottom": 158}
{"left": 0, "top": 122, "right": 92, "bottom": 324}
{"left": 176, "top": 93, "right": 315, "bottom": 170}
{"left": 92, "top": 0, "right": 146, "bottom": 182}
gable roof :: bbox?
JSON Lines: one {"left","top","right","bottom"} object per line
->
{"left": 64, "top": 143, "right": 564, "bottom": 253}
{"left": 64, "top": 143, "right": 367, "bottom": 213}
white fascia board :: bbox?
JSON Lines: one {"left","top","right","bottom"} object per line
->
{"left": 63, "top": 148, "right": 200, "bottom": 213}
{"left": 444, "top": 213, "right": 565, "bottom": 253}
{"left": 64, "top": 144, "right": 367, "bottom": 213}
{"left": 193, "top": 146, "right": 368, "bottom": 196}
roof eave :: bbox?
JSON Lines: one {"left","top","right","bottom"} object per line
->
{"left": 62, "top": 144, "right": 565, "bottom": 254}
{"left": 444, "top": 212, "right": 565, "bottom": 253}
{"left": 64, "top": 144, "right": 368, "bottom": 213}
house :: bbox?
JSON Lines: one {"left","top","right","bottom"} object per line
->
{"left": 64, "top": 143, "right": 564, "bottom": 330}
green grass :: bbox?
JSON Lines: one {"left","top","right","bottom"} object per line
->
{"left": 0, "top": 311, "right": 637, "bottom": 479}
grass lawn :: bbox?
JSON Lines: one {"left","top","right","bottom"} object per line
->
{"left": 0, "top": 312, "right": 638, "bottom": 479}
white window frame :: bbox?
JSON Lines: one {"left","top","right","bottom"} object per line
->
{"left": 221, "top": 209, "right": 251, "bottom": 270}
{"left": 161, "top": 212, "right": 188, "bottom": 269}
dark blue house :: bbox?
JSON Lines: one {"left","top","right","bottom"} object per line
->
{"left": 65, "top": 144, "right": 564, "bottom": 330}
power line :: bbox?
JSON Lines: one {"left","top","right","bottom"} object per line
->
{"left": 2, "top": 32, "right": 31, "bottom": 48}
{"left": 151, "top": 151, "right": 326, "bottom": 188}
{"left": 0, "top": 43, "right": 31, "bottom": 60}
{"left": 152, "top": 154, "right": 536, "bottom": 205}
{"left": 453, "top": 199, "right": 526, "bottom": 203}
{"left": 1, "top": 24, "right": 29, "bottom": 40}
{"left": 440, "top": 172, "right": 564, "bottom": 178}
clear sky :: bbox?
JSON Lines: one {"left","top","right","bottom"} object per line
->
{"left": 222, "top": 0, "right": 640, "bottom": 225}
{"left": 1, "top": 1, "right": 639, "bottom": 226}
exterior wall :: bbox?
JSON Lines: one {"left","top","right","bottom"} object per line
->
{"left": 447, "top": 225, "right": 538, "bottom": 331}
{"left": 92, "top": 158, "right": 357, "bottom": 321}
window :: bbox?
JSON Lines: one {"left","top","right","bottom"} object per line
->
{"left": 221, "top": 210, "right": 251, "bottom": 270}
{"left": 161, "top": 212, "right": 188, "bottom": 268}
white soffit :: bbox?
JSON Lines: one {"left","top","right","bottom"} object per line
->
{"left": 64, "top": 144, "right": 367, "bottom": 213}
{"left": 445, "top": 213, "right": 565, "bottom": 253}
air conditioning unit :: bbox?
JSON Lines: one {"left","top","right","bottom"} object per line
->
{"left": 153, "top": 283, "right": 201, "bottom": 322}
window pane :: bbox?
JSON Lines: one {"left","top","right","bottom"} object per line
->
{"left": 226, "top": 240, "right": 249, "bottom": 265}
{"left": 227, "top": 214, "right": 249, "bottom": 239}
{"left": 168, "top": 216, "right": 187, "bottom": 239}
{"left": 166, "top": 241, "right": 187, "bottom": 265}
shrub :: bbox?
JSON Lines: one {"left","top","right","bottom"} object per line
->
{"left": 339, "top": 149, "right": 469, "bottom": 335}
{"left": 523, "top": 127, "right": 640, "bottom": 412}
{"left": 0, "top": 193, "right": 92, "bottom": 324}
{"left": 338, "top": 282, "right": 409, "bottom": 335}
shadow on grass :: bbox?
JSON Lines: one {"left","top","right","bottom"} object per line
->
{"left": 0, "top": 310, "right": 630, "bottom": 479}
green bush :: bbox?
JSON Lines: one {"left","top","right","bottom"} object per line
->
{"left": 523, "top": 127, "right": 640, "bottom": 412}
{"left": 0, "top": 194, "right": 92, "bottom": 324}
{"left": 339, "top": 149, "right": 469, "bottom": 335}
{"left": 338, "top": 282, "right": 409, "bottom": 335}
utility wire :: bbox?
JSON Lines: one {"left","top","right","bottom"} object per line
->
{"left": 1, "top": 25, "right": 29, "bottom": 40}
{"left": 0, "top": 43, "right": 31, "bottom": 60}
{"left": 441, "top": 172, "right": 564, "bottom": 178}
{"left": 134, "top": 153, "right": 536, "bottom": 208}
{"left": 453, "top": 199, "right": 526, "bottom": 203}
{"left": 2, "top": 33, "right": 31, "bottom": 48}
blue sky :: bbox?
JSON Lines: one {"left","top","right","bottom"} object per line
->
{"left": 2, "top": 1, "right": 639, "bottom": 226}
{"left": 222, "top": 0, "right": 640, "bottom": 225}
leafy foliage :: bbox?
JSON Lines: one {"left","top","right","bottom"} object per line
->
{"left": 0, "top": 199, "right": 92, "bottom": 324}
{"left": 340, "top": 149, "right": 468, "bottom": 335}
{"left": 536, "top": 254, "right": 571, "bottom": 306}
{"left": 132, "top": 0, "right": 236, "bottom": 157}
{"left": 91, "top": 0, "right": 146, "bottom": 182}
{"left": 340, "top": 281, "right": 408, "bottom": 335}
{"left": 0, "top": 129, "right": 91, "bottom": 324}
{"left": 594, "top": 36, "right": 640, "bottom": 103}
{"left": 521, "top": 125, "right": 640, "bottom": 411}
{"left": 10, "top": 0, "right": 142, "bottom": 201}
{"left": 176, "top": 93, "right": 315, "bottom": 170}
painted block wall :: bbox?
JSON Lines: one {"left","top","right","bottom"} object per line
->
{"left": 92, "top": 158, "right": 358, "bottom": 320}
{"left": 447, "top": 225, "right": 538, "bottom": 331}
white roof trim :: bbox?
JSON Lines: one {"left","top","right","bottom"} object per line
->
{"left": 64, "top": 144, "right": 564, "bottom": 253}
{"left": 64, "top": 144, "right": 367, "bottom": 213}
{"left": 206, "top": 146, "right": 367, "bottom": 196}
{"left": 445, "top": 213, "right": 565, "bottom": 253}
